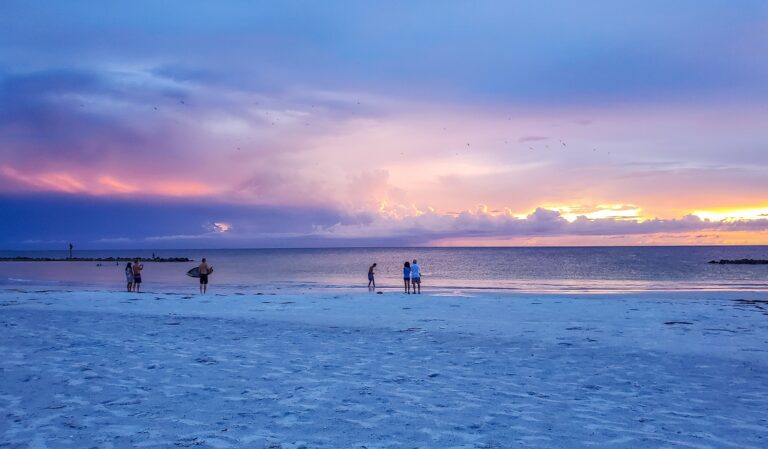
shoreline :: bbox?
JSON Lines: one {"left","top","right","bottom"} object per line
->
{"left": 0, "top": 256, "right": 193, "bottom": 262}
{"left": 4, "top": 280, "right": 768, "bottom": 297}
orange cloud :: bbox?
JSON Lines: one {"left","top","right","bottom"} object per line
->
{"left": 431, "top": 230, "right": 768, "bottom": 246}
{"left": 1, "top": 165, "right": 86, "bottom": 193}
{"left": 1, "top": 165, "right": 215, "bottom": 198}
{"left": 36, "top": 173, "right": 86, "bottom": 193}
{"left": 212, "top": 222, "right": 231, "bottom": 233}
{"left": 152, "top": 181, "right": 215, "bottom": 196}
{"left": 98, "top": 176, "right": 138, "bottom": 193}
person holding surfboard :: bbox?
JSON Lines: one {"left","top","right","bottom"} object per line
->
{"left": 199, "top": 258, "right": 211, "bottom": 294}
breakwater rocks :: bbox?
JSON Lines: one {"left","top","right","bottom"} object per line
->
{"left": 0, "top": 257, "right": 193, "bottom": 262}
{"left": 708, "top": 259, "right": 768, "bottom": 265}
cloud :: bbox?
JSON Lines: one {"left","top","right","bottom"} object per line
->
{"left": 3, "top": 2, "right": 768, "bottom": 106}
{"left": 0, "top": 66, "right": 406, "bottom": 204}
{"left": 2, "top": 62, "right": 768, "bottom": 217}
{"left": 0, "top": 193, "right": 345, "bottom": 249}
{"left": 4, "top": 193, "right": 768, "bottom": 248}
{"left": 518, "top": 135, "right": 548, "bottom": 143}
{"left": 97, "top": 176, "right": 138, "bottom": 194}
{"left": 210, "top": 222, "right": 231, "bottom": 233}
{"left": 313, "top": 207, "right": 768, "bottom": 244}
{"left": 1, "top": 165, "right": 87, "bottom": 193}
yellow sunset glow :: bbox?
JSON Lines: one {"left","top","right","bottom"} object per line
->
{"left": 528, "top": 204, "right": 643, "bottom": 222}
{"left": 693, "top": 207, "right": 768, "bottom": 222}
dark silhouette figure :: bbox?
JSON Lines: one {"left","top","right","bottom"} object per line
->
{"left": 368, "top": 263, "right": 377, "bottom": 290}
{"left": 125, "top": 262, "right": 133, "bottom": 292}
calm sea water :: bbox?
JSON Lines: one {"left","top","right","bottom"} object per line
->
{"left": 1, "top": 247, "right": 767, "bottom": 293}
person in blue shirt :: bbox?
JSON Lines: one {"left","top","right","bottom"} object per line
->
{"left": 410, "top": 259, "right": 421, "bottom": 294}
{"left": 403, "top": 261, "right": 411, "bottom": 294}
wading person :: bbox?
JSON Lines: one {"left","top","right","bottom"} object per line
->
{"left": 199, "top": 258, "right": 211, "bottom": 294}
{"left": 410, "top": 259, "right": 421, "bottom": 294}
{"left": 403, "top": 261, "right": 411, "bottom": 294}
{"left": 132, "top": 258, "right": 144, "bottom": 292}
{"left": 368, "top": 263, "right": 377, "bottom": 290}
{"left": 125, "top": 262, "right": 133, "bottom": 292}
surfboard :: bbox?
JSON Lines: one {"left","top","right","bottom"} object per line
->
{"left": 186, "top": 266, "right": 214, "bottom": 278}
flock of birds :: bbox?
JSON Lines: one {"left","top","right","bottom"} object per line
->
{"left": 450, "top": 139, "right": 611, "bottom": 157}
{"left": 81, "top": 97, "right": 613, "bottom": 157}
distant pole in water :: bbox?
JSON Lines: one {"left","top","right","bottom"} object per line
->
{"left": 68, "top": 243, "right": 73, "bottom": 259}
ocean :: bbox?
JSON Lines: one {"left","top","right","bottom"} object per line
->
{"left": 1, "top": 246, "right": 767, "bottom": 293}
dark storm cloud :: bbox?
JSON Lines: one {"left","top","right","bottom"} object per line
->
{"left": 0, "top": 194, "right": 344, "bottom": 249}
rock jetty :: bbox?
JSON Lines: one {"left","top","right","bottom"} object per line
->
{"left": 0, "top": 256, "right": 192, "bottom": 262}
{"left": 708, "top": 259, "right": 768, "bottom": 265}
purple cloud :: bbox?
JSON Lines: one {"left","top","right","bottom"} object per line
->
{"left": 517, "top": 135, "right": 549, "bottom": 143}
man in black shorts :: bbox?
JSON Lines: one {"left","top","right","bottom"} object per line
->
{"left": 132, "top": 258, "right": 144, "bottom": 292}
{"left": 199, "top": 258, "right": 211, "bottom": 294}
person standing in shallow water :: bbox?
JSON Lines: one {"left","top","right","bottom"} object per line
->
{"left": 124, "top": 262, "right": 133, "bottom": 292}
{"left": 403, "top": 261, "right": 411, "bottom": 294}
{"left": 132, "top": 258, "right": 144, "bottom": 292}
{"left": 410, "top": 259, "right": 421, "bottom": 294}
{"left": 368, "top": 263, "right": 377, "bottom": 290}
{"left": 198, "top": 258, "right": 211, "bottom": 294}
{"left": 131, "top": 257, "right": 144, "bottom": 293}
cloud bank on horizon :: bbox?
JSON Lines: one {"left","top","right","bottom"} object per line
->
{"left": 1, "top": 1, "right": 768, "bottom": 248}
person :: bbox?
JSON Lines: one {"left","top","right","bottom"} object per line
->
{"left": 368, "top": 263, "right": 377, "bottom": 290}
{"left": 124, "top": 262, "right": 133, "bottom": 292}
{"left": 403, "top": 261, "right": 411, "bottom": 294}
{"left": 410, "top": 259, "right": 421, "bottom": 294}
{"left": 132, "top": 258, "right": 144, "bottom": 292}
{"left": 198, "top": 258, "right": 211, "bottom": 294}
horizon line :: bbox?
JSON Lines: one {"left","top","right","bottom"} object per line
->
{"left": 3, "top": 244, "right": 768, "bottom": 252}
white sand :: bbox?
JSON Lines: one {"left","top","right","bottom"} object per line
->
{"left": 1, "top": 287, "right": 767, "bottom": 448}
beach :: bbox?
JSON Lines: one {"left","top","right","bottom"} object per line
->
{"left": 1, "top": 287, "right": 767, "bottom": 448}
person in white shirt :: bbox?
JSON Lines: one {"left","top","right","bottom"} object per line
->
{"left": 410, "top": 259, "right": 421, "bottom": 294}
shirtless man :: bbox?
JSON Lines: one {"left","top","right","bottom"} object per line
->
{"left": 132, "top": 258, "right": 144, "bottom": 292}
{"left": 199, "top": 258, "right": 211, "bottom": 294}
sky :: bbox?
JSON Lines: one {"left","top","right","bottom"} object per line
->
{"left": 1, "top": 1, "right": 768, "bottom": 249}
